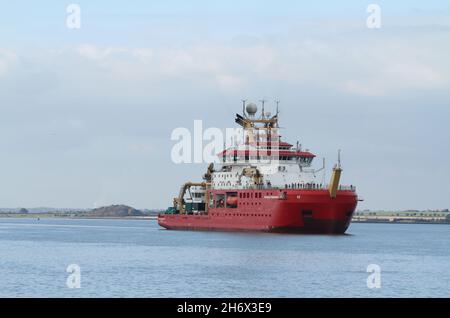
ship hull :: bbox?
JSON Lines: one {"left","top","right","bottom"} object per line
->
{"left": 158, "top": 189, "right": 358, "bottom": 234}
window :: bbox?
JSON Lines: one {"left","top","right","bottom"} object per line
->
{"left": 209, "top": 193, "right": 214, "bottom": 208}
{"left": 216, "top": 194, "right": 225, "bottom": 208}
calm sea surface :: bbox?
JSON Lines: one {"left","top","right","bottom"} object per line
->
{"left": 0, "top": 218, "right": 449, "bottom": 298}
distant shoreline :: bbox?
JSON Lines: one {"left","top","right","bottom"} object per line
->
{"left": 1, "top": 214, "right": 449, "bottom": 225}
{"left": 352, "top": 219, "right": 450, "bottom": 225}
{"left": 0, "top": 214, "right": 158, "bottom": 220}
{"left": 353, "top": 212, "right": 450, "bottom": 225}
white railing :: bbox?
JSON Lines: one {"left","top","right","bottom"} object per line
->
{"left": 241, "top": 183, "right": 356, "bottom": 191}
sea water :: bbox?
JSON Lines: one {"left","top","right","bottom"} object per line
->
{"left": 0, "top": 218, "right": 449, "bottom": 297}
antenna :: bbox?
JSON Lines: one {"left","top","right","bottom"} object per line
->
{"left": 241, "top": 99, "right": 247, "bottom": 117}
{"left": 322, "top": 158, "right": 326, "bottom": 186}
{"left": 223, "top": 141, "right": 227, "bottom": 163}
{"left": 275, "top": 100, "right": 280, "bottom": 116}
{"left": 337, "top": 149, "right": 342, "bottom": 169}
{"left": 259, "top": 99, "right": 266, "bottom": 119}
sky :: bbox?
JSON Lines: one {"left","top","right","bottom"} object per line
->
{"left": 0, "top": 1, "right": 449, "bottom": 210}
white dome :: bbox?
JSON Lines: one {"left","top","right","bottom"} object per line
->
{"left": 246, "top": 103, "right": 257, "bottom": 115}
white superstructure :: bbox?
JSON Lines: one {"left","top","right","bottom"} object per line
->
{"left": 209, "top": 102, "right": 323, "bottom": 191}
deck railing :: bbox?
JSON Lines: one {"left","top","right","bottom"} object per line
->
{"left": 242, "top": 183, "right": 356, "bottom": 191}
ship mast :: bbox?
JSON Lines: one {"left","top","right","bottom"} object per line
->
{"left": 259, "top": 99, "right": 266, "bottom": 120}
{"left": 275, "top": 100, "right": 280, "bottom": 119}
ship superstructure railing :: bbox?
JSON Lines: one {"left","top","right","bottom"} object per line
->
{"left": 241, "top": 183, "right": 356, "bottom": 191}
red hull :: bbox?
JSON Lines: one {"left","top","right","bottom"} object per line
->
{"left": 158, "top": 189, "right": 358, "bottom": 234}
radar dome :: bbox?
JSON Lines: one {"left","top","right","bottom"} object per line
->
{"left": 246, "top": 103, "right": 257, "bottom": 116}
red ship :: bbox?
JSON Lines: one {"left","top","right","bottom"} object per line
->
{"left": 158, "top": 102, "right": 359, "bottom": 234}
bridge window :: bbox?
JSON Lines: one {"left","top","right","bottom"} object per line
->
{"left": 300, "top": 157, "right": 314, "bottom": 164}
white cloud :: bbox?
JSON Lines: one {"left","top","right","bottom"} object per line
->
{"left": 1, "top": 27, "right": 450, "bottom": 209}
{"left": 340, "top": 49, "right": 448, "bottom": 96}
{"left": 76, "top": 44, "right": 113, "bottom": 60}
{"left": 0, "top": 48, "right": 18, "bottom": 76}
{"left": 60, "top": 35, "right": 449, "bottom": 97}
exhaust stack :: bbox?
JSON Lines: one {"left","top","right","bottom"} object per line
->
{"left": 328, "top": 150, "right": 342, "bottom": 198}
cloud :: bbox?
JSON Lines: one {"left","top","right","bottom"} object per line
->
{"left": 1, "top": 24, "right": 450, "bottom": 209}
{"left": 61, "top": 34, "right": 449, "bottom": 97}
{"left": 76, "top": 44, "right": 113, "bottom": 60}
{"left": 0, "top": 48, "right": 18, "bottom": 76}
{"left": 338, "top": 41, "right": 449, "bottom": 96}
{"left": 2, "top": 31, "right": 449, "bottom": 158}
